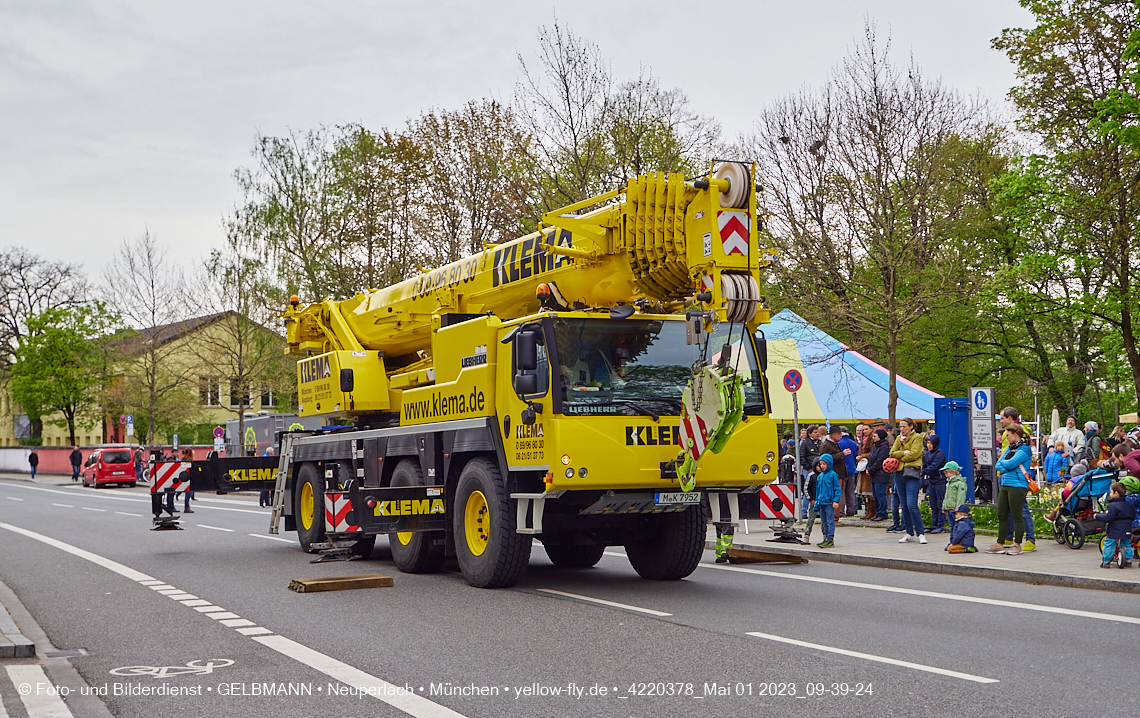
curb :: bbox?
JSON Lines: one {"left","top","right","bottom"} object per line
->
{"left": 0, "top": 604, "right": 35, "bottom": 658}
{"left": 705, "top": 540, "right": 1140, "bottom": 595}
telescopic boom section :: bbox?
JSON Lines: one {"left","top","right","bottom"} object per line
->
{"left": 283, "top": 162, "right": 774, "bottom": 367}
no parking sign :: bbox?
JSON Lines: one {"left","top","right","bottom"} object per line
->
{"left": 783, "top": 369, "right": 803, "bottom": 393}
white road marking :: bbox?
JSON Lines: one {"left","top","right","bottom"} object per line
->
{"left": 81, "top": 507, "right": 105, "bottom": 512}
{"left": 139, "top": 580, "right": 164, "bottom": 585}
{"left": 746, "top": 632, "right": 999, "bottom": 684}
{"left": 253, "top": 634, "right": 467, "bottom": 718}
{"left": 696, "top": 560, "right": 1140, "bottom": 627}
{"left": 114, "top": 511, "right": 141, "bottom": 517}
{"left": 180, "top": 599, "right": 211, "bottom": 607}
{"left": 206, "top": 612, "right": 241, "bottom": 620}
{"left": 6, "top": 665, "right": 74, "bottom": 717}
{"left": 248, "top": 533, "right": 293, "bottom": 543}
{"left": 0, "top": 519, "right": 469, "bottom": 717}
{"left": 220, "top": 618, "right": 256, "bottom": 628}
{"left": 155, "top": 589, "right": 184, "bottom": 595}
{"left": 536, "top": 588, "right": 672, "bottom": 617}
{"left": 165, "top": 593, "right": 197, "bottom": 601}
{"left": 0, "top": 522, "right": 154, "bottom": 582}
{"left": 237, "top": 626, "right": 273, "bottom": 636}
{"left": 5, "top": 496, "right": 23, "bottom": 501}
{"left": 50, "top": 504, "right": 73, "bottom": 508}
{"left": 196, "top": 524, "right": 234, "bottom": 532}
{"left": 148, "top": 585, "right": 176, "bottom": 591}
{"left": 0, "top": 484, "right": 266, "bottom": 514}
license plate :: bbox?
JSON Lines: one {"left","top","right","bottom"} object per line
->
{"left": 113, "top": 471, "right": 125, "bottom": 475}
{"left": 655, "top": 492, "right": 701, "bottom": 505}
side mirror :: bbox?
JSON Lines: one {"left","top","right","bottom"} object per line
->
{"left": 514, "top": 374, "right": 538, "bottom": 396}
{"left": 755, "top": 331, "right": 768, "bottom": 373}
{"left": 515, "top": 331, "right": 538, "bottom": 371}
{"left": 340, "top": 368, "right": 354, "bottom": 393}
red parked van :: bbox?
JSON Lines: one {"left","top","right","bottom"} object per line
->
{"left": 82, "top": 448, "right": 137, "bottom": 488}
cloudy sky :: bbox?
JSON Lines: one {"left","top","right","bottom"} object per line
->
{"left": 0, "top": 0, "right": 1034, "bottom": 278}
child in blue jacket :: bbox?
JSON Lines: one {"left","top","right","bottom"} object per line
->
{"left": 1042, "top": 442, "right": 1070, "bottom": 484}
{"left": 1095, "top": 481, "right": 1137, "bottom": 568}
{"left": 945, "top": 504, "right": 976, "bottom": 553}
{"left": 814, "top": 454, "right": 841, "bottom": 549}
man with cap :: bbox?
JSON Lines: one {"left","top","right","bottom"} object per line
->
{"left": 837, "top": 427, "right": 860, "bottom": 517}
{"left": 1049, "top": 415, "right": 1085, "bottom": 462}
{"left": 818, "top": 425, "right": 850, "bottom": 524}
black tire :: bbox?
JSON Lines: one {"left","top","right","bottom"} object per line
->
{"left": 1063, "top": 519, "right": 1086, "bottom": 550}
{"left": 388, "top": 459, "right": 445, "bottom": 573}
{"left": 351, "top": 535, "right": 376, "bottom": 558}
{"left": 453, "top": 457, "right": 532, "bottom": 588}
{"left": 625, "top": 508, "right": 705, "bottom": 581}
{"left": 544, "top": 542, "right": 606, "bottom": 568}
{"left": 1053, "top": 520, "right": 1067, "bottom": 545}
{"left": 295, "top": 463, "right": 325, "bottom": 553}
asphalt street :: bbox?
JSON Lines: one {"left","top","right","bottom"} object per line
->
{"left": 0, "top": 476, "right": 1136, "bottom": 718}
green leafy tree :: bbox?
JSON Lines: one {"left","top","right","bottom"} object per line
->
{"left": 9, "top": 304, "right": 121, "bottom": 446}
{"left": 994, "top": 0, "right": 1140, "bottom": 413}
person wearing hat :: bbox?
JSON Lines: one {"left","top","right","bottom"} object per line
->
{"left": 940, "top": 461, "right": 968, "bottom": 531}
{"left": 818, "top": 425, "right": 851, "bottom": 524}
{"left": 1094, "top": 481, "right": 1137, "bottom": 568}
{"left": 1082, "top": 420, "right": 1105, "bottom": 467}
{"left": 946, "top": 504, "right": 976, "bottom": 554}
{"left": 1049, "top": 415, "right": 1085, "bottom": 461}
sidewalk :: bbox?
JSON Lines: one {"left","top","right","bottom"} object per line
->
{"left": 0, "top": 471, "right": 81, "bottom": 487}
{"left": 709, "top": 520, "right": 1140, "bottom": 594}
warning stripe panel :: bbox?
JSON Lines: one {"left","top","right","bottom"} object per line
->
{"left": 758, "top": 484, "right": 795, "bottom": 519}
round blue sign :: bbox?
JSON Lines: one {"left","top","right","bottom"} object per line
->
{"left": 974, "top": 391, "right": 988, "bottom": 411}
{"left": 783, "top": 369, "right": 803, "bottom": 393}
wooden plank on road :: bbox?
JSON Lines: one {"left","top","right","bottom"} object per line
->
{"left": 727, "top": 547, "right": 807, "bottom": 565}
{"left": 288, "top": 574, "right": 393, "bottom": 592}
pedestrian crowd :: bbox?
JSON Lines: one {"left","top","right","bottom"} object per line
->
{"left": 792, "top": 405, "right": 1140, "bottom": 568}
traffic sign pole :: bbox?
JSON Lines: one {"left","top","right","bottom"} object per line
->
{"left": 783, "top": 369, "right": 804, "bottom": 514}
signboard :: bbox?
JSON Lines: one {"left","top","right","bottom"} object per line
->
{"left": 971, "top": 419, "right": 995, "bottom": 450}
{"left": 213, "top": 426, "right": 225, "bottom": 439}
{"left": 969, "top": 387, "right": 993, "bottom": 420}
{"left": 976, "top": 449, "right": 993, "bottom": 467}
{"left": 172, "top": 434, "right": 179, "bottom": 450}
{"left": 214, "top": 437, "right": 224, "bottom": 453}
{"left": 126, "top": 424, "right": 134, "bottom": 437}
{"left": 782, "top": 369, "right": 803, "bottom": 393}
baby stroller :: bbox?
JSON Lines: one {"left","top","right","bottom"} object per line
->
{"left": 1052, "top": 468, "right": 1120, "bottom": 549}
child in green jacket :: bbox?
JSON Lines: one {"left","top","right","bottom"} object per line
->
{"left": 941, "top": 462, "right": 968, "bottom": 531}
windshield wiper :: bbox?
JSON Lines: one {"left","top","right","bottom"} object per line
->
{"left": 610, "top": 398, "right": 660, "bottom": 421}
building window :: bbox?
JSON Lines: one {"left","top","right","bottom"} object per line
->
{"left": 229, "top": 381, "right": 251, "bottom": 409}
{"left": 260, "top": 390, "right": 273, "bottom": 409}
{"left": 200, "top": 377, "right": 220, "bottom": 406}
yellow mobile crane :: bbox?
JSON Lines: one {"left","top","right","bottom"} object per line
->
{"left": 181, "top": 162, "right": 781, "bottom": 588}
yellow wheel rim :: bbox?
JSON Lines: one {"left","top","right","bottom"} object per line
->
{"left": 464, "top": 490, "right": 490, "bottom": 557}
{"left": 396, "top": 531, "right": 413, "bottom": 545}
{"left": 300, "top": 481, "right": 314, "bottom": 531}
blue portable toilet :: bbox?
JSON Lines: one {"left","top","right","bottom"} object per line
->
{"left": 934, "top": 398, "right": 976, "bottom": 502}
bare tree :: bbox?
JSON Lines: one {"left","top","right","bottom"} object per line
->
{"left": 101, "top": 231, "right": 196, "bottom": 445}
{"left": 516, "top": 19, "right": 614, "bottom": 207}
{"left": 189, "top": 240, "right": 293, "bottom": 452}
{"left": 411, "top": 100, "right": 539, "bottom": 262}
{"left": 0, "top": 247, "right": 87, "bottom": 370}
{"left": 750, "top": 24, "right": 989, "bottom": 422}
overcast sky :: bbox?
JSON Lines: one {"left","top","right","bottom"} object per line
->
{"left": 0, "top": 0, "right": 1035, "bottom": 279}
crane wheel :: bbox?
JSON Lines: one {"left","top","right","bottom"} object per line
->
{"left": 543, "top": 542, "right": 606, "bottom": 568}
{"left": 387, "top": 459, "right": 445, "bottom": 573}
{"left": 624, "top": 507, "right": 704, "bottom": 580}
{"left": 453, "top": 457, "right": 532, "bottom": 588}
{"left": 295, "top": 463, "right": 325, "bottom": 553}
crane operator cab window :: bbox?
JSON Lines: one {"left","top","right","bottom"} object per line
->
{"left": 552, "top": 318, "right": 766, "bottom": 417}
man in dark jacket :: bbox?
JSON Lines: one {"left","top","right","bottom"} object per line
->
{"left": 922, "top": 434, "right": 947, "bottom": 532}
{"left": 1095, "top": 481, "right": 1137, "bottom": 567}
{"left": 798, "top": 425, "right": 821, "bottom": 518}
{"left": 867, "top": 429, "right": 891, "bottom": 520}
{"left": 837, "top": 428, "right": 860, "bottom": 516}
{"left": 819, "top": 426, "right": 849, "bottom": 523}
{"left": 69, "top": 446, "right": 82, "bottom": 482}
{"left": 28, "top": 448, "right": 38, "bottom": 479}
